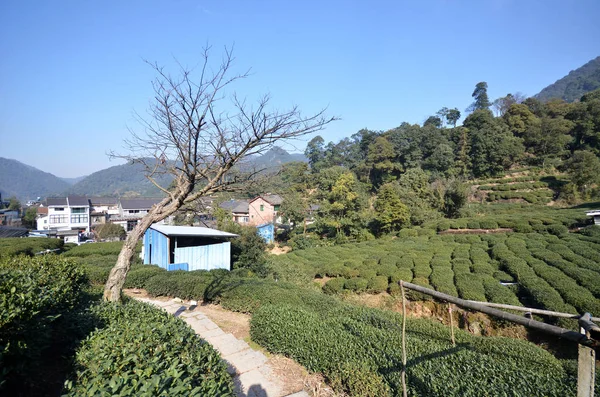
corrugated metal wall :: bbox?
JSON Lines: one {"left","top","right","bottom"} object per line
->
{"left": 174, "top": 242, "right": 231, "bottom": 271}
{"left": 143, "top": 228, "right": 169, "bottom": 269}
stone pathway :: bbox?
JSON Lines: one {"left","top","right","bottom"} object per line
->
{"left": 135, "top": 297, "right": 309, "bottom": 397}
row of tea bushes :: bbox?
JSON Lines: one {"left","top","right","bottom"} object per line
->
{"left": 0, "top": 237, "right": 63, "bottom": 258}
{"left": 235, "top": 278, "right": 580, "bottom": 397}
{"left": 0, "top": 255, "right": 88, "bottom": 394}
{"left": 64, "top": 299, "right": 234, "bottom": 396}
{"left": 479, "top": 181, "right": 549, "bottom": 191}
{"left": 277, "top": 229, "right": 600, "bottom": 316}
{"left": 486, "top": 190, "right": 554, "bottom": 204}
{"left": 62, "top": 241, "right": 129, "bottom": 257}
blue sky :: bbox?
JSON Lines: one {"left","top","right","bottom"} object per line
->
{"left": 1, "top": 0, "right": 599, "bottom": 178}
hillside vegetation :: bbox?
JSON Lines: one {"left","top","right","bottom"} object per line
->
{"left": 535, "top": 56, "right": 600, "bottom": 102}
{"left": 0, "top": 158, "right": 71, "bottom": 201}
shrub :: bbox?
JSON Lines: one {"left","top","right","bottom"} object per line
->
{"left": 344, "top": 277, "right": 369, "bottom": 293}
{"left": 322, "top": 277, "right": 346, "bottom": 295}
{"left": 466, "top": 220, "right": 481, "bottom": 229}
{"left": 64, "top": 300, "right": 233, "bottom": 396}
{"left": 479, "top": 219, "right": 499, "bottom": 229}
{"left": 63, "top": 241, "right": 127, "bottom": 257}
{"left": 123, "top": 265, "right": 166, "bottom": 289}
{"left": 546, "top": 224, "right": 568, "bottom": 237}
{"left": 398, "top": 228, "right": 418, "bottom": 238}
{"left": 0, "top": 255, "right": 88, "bottom": 391}
{"left": 367, "top": 276, "right": 389, "bottom": 293}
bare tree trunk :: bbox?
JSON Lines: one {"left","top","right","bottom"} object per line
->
{"left": 103, "top": 210, "right": 166, "bottom": 302}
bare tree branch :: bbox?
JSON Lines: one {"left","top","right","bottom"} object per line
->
{"left": 103, "top": 46, "right": 338, "bottom": 301}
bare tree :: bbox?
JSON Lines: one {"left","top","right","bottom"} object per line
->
{"left": 103, "top": 47, "right": 336, "bottom": 302}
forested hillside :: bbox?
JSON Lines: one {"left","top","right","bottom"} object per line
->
{"left": 258, "top": 85, "right": 600, "bottom": 245}
{"left": 535, "top": 56, "right": 600, "bottom": 102}
{"left": 0, "top": 158, "right": 71, "bottom": 201}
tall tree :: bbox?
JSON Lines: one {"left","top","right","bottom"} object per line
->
{"left": 374, "top": 183, "right": 409, "bottom": 234}
{"left": 445, "top": 108, "right": 461, "bottom": 127}
{"left": 305, "top": 136, "right": 326, "bottom": 171}
{"left": 467, "top": 82, "right": 491, "bottom": 112}
{"left": 464, "top": 110, "right": 524, "bottom": 177}
{"left": 563, "top": 150, "right": 600, "bottom": 195}
{"left": 103, "top": 47, "right": 336, "bottom": 301}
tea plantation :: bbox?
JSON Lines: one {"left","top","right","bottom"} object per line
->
{"left": 273, "top": 230, "right": 600, "bottom": 316}
{"left": 0, "top": 247, "right": 234, "bottom": 396}
{"left": 3, "top": 202, "right": 600, "bottom": 396}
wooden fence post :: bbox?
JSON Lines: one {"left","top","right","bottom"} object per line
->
{"left": 578, "top": 313, "right": 596, "bottom": 397}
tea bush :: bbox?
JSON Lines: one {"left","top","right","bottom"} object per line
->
{"left": 0, "top": 237, "right": 63, "bottom": 258}
{"left": 64, "top": 300, "right": 233, "bottom": 396}
{"left": 0, "top": 255, "right": 88, "bottom": 392}
{"left": 62, "top": 241, "right": 127, "bottom": 257}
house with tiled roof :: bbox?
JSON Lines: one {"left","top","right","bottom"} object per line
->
{"left": 219, "top": 199, "right": 250, "bottom": 224}
{"left": 248, "top": 194, "right": 283, "bottom": 226}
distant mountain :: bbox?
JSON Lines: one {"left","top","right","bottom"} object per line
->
{"left": 0, "top": 148, "right": 307, "bottom": 200}
{"left": 60, "top": 175, "right": 88, "bottom": 185}
{"left": 0, "top": 158, "right": 71, "bottom": 201}
{"left": 66, "top": 161, "right": 174, "bottom": 197}
{"left": 245, "top": 147, "right": 307, "bottom": 170}
{"left": 535, "top": 56, "right": 600, "bottom": 102}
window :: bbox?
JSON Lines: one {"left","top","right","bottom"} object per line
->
{"left": 49, "top": 215, "right": 68, "bottom": 224}
{"left": 274, "top": 205, "right": 280, "bottom": 211}
{"left": 241, "top": 216, "right": 249, "bottom": 223}
{"left": 71, "top": 207, "right": 86, "bottom": 214}
{"left": 128, "top": 210, "right": 140, "bottom": 214}
{"left": 71, "top": 215, "right": 88, "bottom": 224}
{"left": 54, "top": 207, "right": 64, "bottom": 211}
{"left": 260, "top": 204, "right": 264, "bottom": 211}
{"left": 127, "top": 220, "right": 138, "bottom": 231}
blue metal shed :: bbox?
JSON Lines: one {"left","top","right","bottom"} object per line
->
{"left": 256, "top": 223, "right": 274, "bottom": 244}
{"left": 143, "top": 224, "right": 238, "bottom": 271}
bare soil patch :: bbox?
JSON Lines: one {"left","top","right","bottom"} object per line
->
{"left": 269, "top": 244, "right": 291, "bottom": 255}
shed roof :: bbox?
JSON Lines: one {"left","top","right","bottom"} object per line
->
{"left": 251, "top": 194, "right": 283, "bottom": 206}
{"left": 220, "top": 200, "right": 249, "bottom": 214}
{"left": 47, "top": 197, "right": 68, "bottom": 206}
{"left": 120, "top": 198, "right": 163, "bottom": 210}
{"left": 0, "top": 226, "right": 29, "bottom": 238}
{"left": 586, "top": 210, "right": 600, "bottom": 216}
{"left": 150, "top": 224, "right": 238, "bottom": 238}
{"left": 89, "top": 197, "right": 118, "bottom": 205}
{"left": 67, "top": 196, "right": 90, "bottom": 206}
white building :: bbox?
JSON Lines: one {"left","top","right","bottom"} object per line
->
{"left": 111, "top": 197, "right": 166, "bottom": 233}
{"left": 586, "top": 210, "right": 600, "bottom": 225}
{"left": 43, "top": 196, "right": 91, "bottom": 232}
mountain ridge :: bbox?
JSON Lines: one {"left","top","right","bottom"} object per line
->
{"left": 0, "top": 147, "right": 307, "bottom": 200}
{"left": 535, "top": 56, "right": 600, "bottom": 102}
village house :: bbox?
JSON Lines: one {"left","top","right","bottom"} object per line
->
{"left": 248, "top": 194, "right": 282, "bottom": 226}
{"left": 219, "top": 199, "right": 250, "bottom": 224}
{"left": 39, "top": 196, "right": 91, "bottom": 232}
{"left": 111, "top": 197, "right": 166, "bottom": 233}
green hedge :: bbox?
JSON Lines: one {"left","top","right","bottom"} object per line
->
{"left": 0, "top": 255, "right": 88, "bottom": 392}
{"left": 63, "top": 241, "right": 131, "bottom": 257}
{"left": 0, "top": 237, "right": 63, "bottom": 258}
{"left": 64, "top": 300, "right": 233, "bottom": 396}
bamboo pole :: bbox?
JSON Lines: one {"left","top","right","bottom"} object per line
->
{"left": 466, "top": 301, "right": 600, "bottom": 323}
{"left": 399, "top": 281, "right": 597, "bottom": 347}
{"left": 448, "top": 303, "right": 456, "bottom": 347}
{"left": 400, "top": 281, "right": 408, "bottom": 397}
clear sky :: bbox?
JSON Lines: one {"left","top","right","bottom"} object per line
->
{"left": 1, "top": 0, "right": 599, "bottom": 178}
